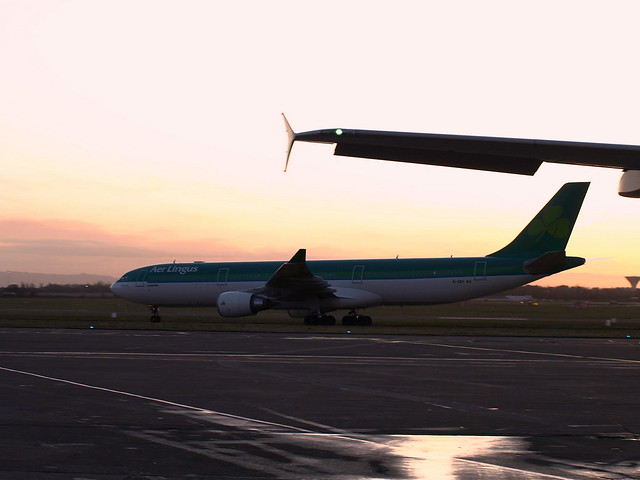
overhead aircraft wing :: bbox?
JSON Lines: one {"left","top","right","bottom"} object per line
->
{"left": 254, "top": 248, "right": 334, "bottom": 300}
{"left": 282, "top": 114, "right": 640, "bottom": 197}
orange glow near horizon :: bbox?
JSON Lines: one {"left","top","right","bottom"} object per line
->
{"left": 1, "top": 1, "right": 639, "bottom": 289}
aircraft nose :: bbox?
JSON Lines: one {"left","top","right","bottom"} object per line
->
{"left": 110, "top": 281, "right": 124, "bottom": 298}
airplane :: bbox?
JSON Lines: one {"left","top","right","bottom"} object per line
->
{"left": 283, "top": 115, "right": 640, "bottom": 198}
{"left": 111, "top": 182, "right": 589, "bottom": 325}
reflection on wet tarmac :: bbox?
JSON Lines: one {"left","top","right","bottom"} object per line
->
{"left": 150, "top": 408, "right": 639, "bottom": 479}
{"left": 391, "top": 435, "right": 526, "bottom": 479}
{"left": 390, "top": 434, "right": 639, "bottom": 479}
{"left": 3, "top": 331, "right": 640, "bottom": 479}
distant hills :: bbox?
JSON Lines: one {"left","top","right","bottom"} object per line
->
{"left": 0, "top": 271, "right": 116, "bottom": 287}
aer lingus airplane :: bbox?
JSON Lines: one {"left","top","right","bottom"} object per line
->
{"left": 283, "top": 115, "right": 640, "bottom": 198}
{"left": 111, "top": 182, "right": 589, "bottom": 325}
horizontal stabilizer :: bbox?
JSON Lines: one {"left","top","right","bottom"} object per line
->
{"left": 524, "top": 251, "right": 575, "bottom": 274}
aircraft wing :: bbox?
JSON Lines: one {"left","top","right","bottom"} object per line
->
{"left": 254, "top": 249, "right": 334, "bottom": 300}
{"left": 287, "top": 125, "right": 640, "bottom": 175}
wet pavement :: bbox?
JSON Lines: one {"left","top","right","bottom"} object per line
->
{"left": 0, "top": 328, "right": 639, "bottom": 479}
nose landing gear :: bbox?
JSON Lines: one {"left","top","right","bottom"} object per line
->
{"left": 149, "top": 305, "right": 161, "bottom": 323}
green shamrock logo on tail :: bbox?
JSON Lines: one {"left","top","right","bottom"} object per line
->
{"left": 527, "top": 205, "right": 570, "bottom": 242}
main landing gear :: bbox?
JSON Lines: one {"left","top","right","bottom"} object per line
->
{"left": 303, "top": 311, "right": 373, "bottom": 326}
{"left": 149, "top": 305, "right": 161, "bottom": 323}
{"left": 341, "top": 310, "right": 372, "bottom": 326}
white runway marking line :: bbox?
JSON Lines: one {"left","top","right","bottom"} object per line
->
{"left": 0, "top": 363, "right": 388, "bottom": 445}
{"left": 0, "top": 350, "right": 580, "bottom": 365}
{"left": 2, "top": 351, "right": 538, "bottom": 422}
{"left": 1, "top": 364, "right": 627, "bottom": 479}
{"left": 0, "top": 365, "right": 313, "bottom": 433}
{"left": 0, "top": 364, "right": 402, "bottom": 477}
{"left": 0, "top": 351, "right": 524, "bottom": 369}
{"left": 456, "top": 457, "right": 579, "bottom": 480}
{"left": 389, "top": 340, "right": 640, "bottom": 365}
{"left": 123, "top": 429, "right": 360, "bottom": 480}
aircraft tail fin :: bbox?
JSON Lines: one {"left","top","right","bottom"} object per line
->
{"left": 488, "top": 182, "right": 589, "bottom": 259}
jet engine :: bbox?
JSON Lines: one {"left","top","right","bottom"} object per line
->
{"left": 216, "top": 291, "right": 272, "bottom": 317}
{"left": 619, "top": 170, "right": 640, "bottom": 198}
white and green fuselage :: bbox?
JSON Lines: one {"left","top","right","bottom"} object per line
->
{"left": 111, "top": 255, "right": 582, "bottom": 306}
{"left": 111, "top": 182, "right": 589, "bottom": 321}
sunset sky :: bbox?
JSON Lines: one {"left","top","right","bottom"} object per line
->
{"left": 1, "top": 0, "right": 639, "bottom": 288}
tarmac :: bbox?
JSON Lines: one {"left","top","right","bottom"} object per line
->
{"left": 0, "top": 327, "right": 639, "bottom": 479}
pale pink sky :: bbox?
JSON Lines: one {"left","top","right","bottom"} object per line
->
{"left": 1, "top": 0, "right": 640, "bottom": 288}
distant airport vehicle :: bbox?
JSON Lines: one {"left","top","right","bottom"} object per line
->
{"left": 283, "top": 115, "right": 640, "bottom": 198}
{"left": 111, "top": 183, "right": 589, "bottom": 325}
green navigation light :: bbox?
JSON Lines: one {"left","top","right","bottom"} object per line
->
{"left": 335, "top": 128, "right": 343, "bottom": 136}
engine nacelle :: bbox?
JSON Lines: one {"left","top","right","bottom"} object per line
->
{"left": 216, "top": 291, "right": 271, "bottom": 317}
{"left": 619, "top": 170, "right": 640, "bottom": 198}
